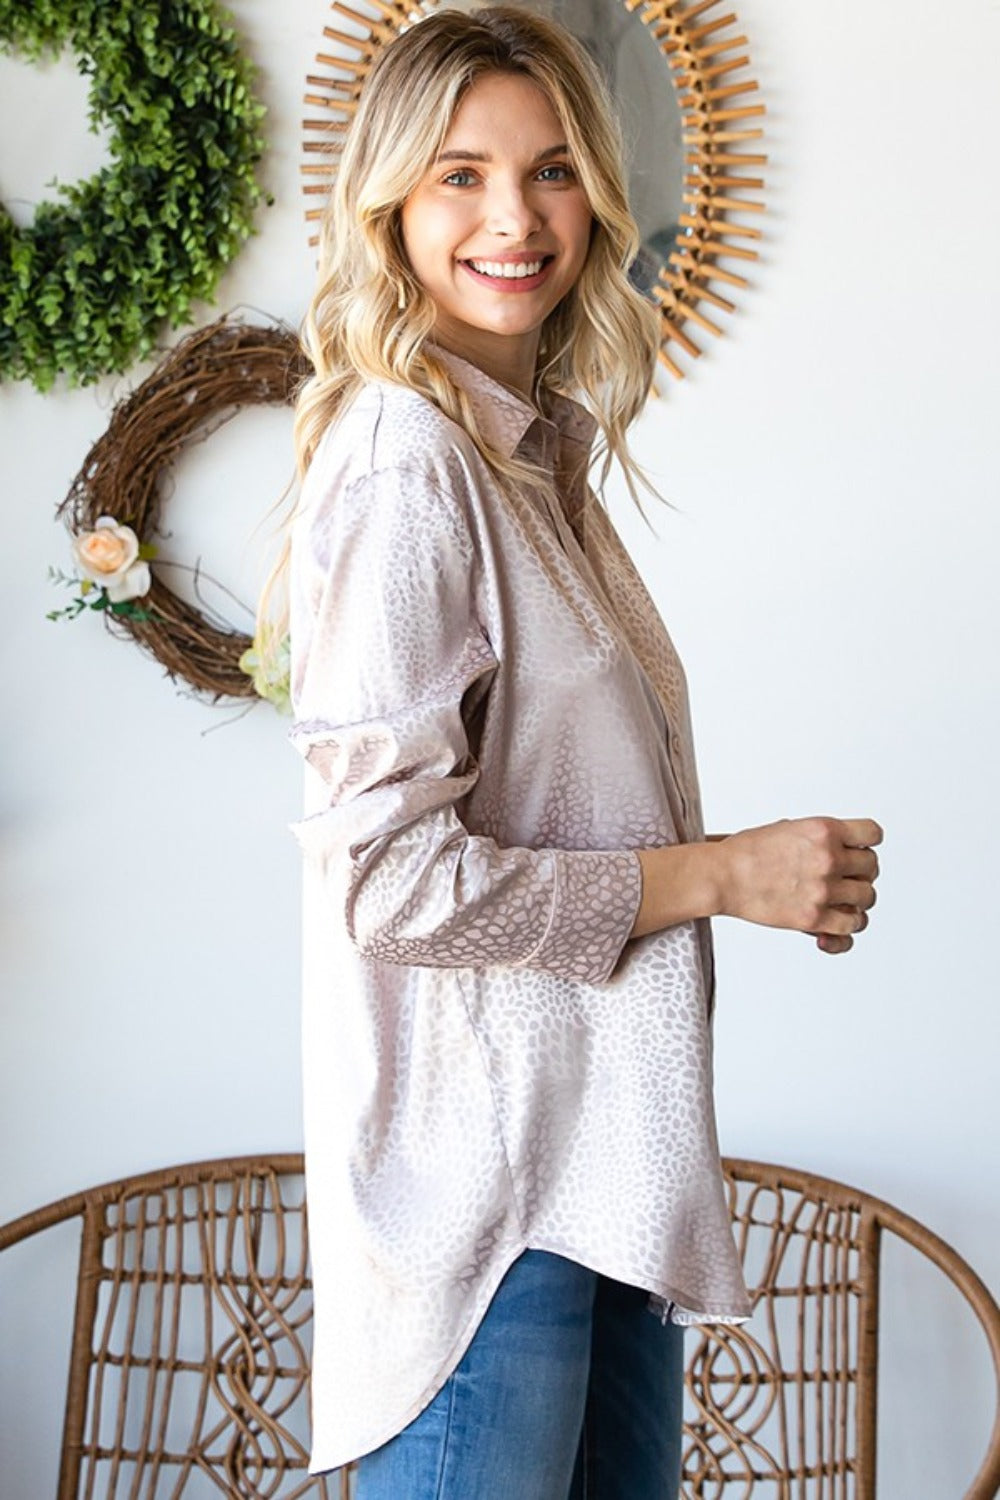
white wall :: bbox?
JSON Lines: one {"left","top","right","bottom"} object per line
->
{"left": 1, "top": 3, "right": 997, "bottom": 1496}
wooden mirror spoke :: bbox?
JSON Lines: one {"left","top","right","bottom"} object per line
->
{"left": 301, "top": 0, "right": 765, "bottom": 379}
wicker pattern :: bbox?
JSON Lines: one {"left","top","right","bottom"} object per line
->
{"left": 683, "top": 1167, "right": 872, "bottom": 1498}
{"left": 2, "top": 1157, "right": 999, "bottom": 1498}
{"left": 0, "top": 1158, "right": 340, "bottom": 1500}
{"left": 300, "top": 0, "right": 765, "bottom": 379}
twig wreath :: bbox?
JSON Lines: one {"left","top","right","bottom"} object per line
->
{"left": 56, "top": 318, "right": 311, "bottom": 703}
{"left": 0, "top": 0, "right": 267, "bottom": 390}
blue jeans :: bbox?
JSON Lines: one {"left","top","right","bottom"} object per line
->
{"left": 353, "top": 1249, "right": 684, "bottom": 1500}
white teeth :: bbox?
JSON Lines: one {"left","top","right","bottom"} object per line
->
{"left": 467, "top": 259, "right": 545, "bottom": 279}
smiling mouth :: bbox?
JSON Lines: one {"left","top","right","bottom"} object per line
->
{"left": 462, "top": 256, "right": 554, "bottom": 280}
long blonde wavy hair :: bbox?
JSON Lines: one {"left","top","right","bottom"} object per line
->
{"left": 260, "top": 4, "right": 661, "bottom": 649}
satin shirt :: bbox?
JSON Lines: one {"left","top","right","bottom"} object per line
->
{"left": 289, "top": 349, "right": 750, "bottom": 1473}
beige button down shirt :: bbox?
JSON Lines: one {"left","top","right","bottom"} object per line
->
{"left": 290, "top": 349, "right": 750, "bottom": 1473}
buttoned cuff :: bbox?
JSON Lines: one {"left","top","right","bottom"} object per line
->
{"left": 526, "top": 849, "right": 643, "bottom": 985}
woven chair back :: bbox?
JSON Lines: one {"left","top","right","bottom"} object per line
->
{"left": 683, "top": 1160, "right": 1000, "bottom": 1498}
{"left": 2, "top": 1155, "right": 998, "bottom": 1499}
{"left": 683, "top": 1163, "right": 877, "bottom": 1496}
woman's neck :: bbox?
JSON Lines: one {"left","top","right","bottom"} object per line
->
{"left": 429, "top": 323, "right": 540, "bottom": 401}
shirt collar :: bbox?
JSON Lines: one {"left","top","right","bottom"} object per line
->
{"left": 430, "top": 345, "right": 598, "bottom": 464}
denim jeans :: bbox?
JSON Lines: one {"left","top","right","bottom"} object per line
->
{"left": 352, "top": 1249, "right": 684, "bottom": 1500}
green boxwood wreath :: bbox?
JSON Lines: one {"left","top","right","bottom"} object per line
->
{"left": 0, "top": 0, "right": 267, "bottom": 390}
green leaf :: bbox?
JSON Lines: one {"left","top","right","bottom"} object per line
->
{"left": 0, "top": 0, "right": 267, "bottom": 389}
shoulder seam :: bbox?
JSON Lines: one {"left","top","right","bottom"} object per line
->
{"left": 338, "top": 457, "right": 473, "bottom": 515}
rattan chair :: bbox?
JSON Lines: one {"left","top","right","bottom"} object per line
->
{"left": 1, "top": 1155, "right": 998, "bottom": 1498}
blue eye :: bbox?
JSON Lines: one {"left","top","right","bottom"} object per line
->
{"left": 537, "top": 163, "right": 573, "bottom": 182}
{"left": 442, "top": 169, "right": 477, "bottom": 187}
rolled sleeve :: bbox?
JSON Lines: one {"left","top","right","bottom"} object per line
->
{"left": 289, "top": 456, "right": 639, "bottom": 984}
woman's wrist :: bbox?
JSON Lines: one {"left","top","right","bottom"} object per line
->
{"left": 630, "top": 842, "right": 726, "bottom": 939}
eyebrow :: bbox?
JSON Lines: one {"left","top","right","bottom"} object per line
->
{"left": 436, "top": 143, "right": 570, "bottom": 164}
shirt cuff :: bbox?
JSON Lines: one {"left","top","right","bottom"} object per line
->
{"left": 526, "top": 849, "right": 643, "bottom": 985}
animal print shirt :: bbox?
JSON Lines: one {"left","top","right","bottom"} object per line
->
{"left": 289, "top": 348, "right": 750, "bottom": 1473}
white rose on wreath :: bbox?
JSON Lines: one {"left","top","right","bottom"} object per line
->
{"left": 48, "top": 517, "right": 154, "bottom": 622}
{"left": 73, "top": 518, "right": 151, "bottom": 603}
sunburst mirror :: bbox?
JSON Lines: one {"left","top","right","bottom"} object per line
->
{"left": 302, "top": 0, "right": 765, "bottom": 379}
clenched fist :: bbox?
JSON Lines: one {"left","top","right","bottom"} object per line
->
{"left": 715, "top": 817, "right": 882, "bottom": 955}
{"left": 631, "top": 817, "right": 883, "bottom": 953}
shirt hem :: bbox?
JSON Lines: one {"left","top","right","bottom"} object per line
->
{"left": 308, "top": 1241, "right": 527, "bottom": 1477}
{"left": 524, "top": 1234, "right": 752, "bottom": 1327}
{"left": 307, "top": 1235, "right": 750, "bottom": 1476}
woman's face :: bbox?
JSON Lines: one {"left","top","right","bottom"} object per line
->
{"left": 400, "top": 70, "right": 594, "bottom": 390}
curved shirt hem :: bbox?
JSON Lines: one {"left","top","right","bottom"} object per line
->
{"left": 307, "top": 1236, "right": 751, "bottom": 1476}
{"left": 308, "top": 1242, "right": 526, "bottom": 1477}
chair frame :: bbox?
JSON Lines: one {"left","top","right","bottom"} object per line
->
{"left": 708, "top": 1160, "right": 1000, "bottom": 1498}
{"left": 2, "top": 1154, "right": 999, "bottom": 1499}
{"left": 0, "top": 1154, "right": 328, "bottom": 1500}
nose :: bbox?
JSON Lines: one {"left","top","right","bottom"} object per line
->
{"left": 485, "top": 177, "right": 542, "bottom": 239}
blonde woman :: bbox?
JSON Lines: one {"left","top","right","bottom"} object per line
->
{"left": 283, "top": 8, "right": 882, "bottom": 1497}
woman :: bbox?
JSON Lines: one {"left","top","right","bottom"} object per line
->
{"left": 281, "top": 8, "right": 882, "bottom": 1497}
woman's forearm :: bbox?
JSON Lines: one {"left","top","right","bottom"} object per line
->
{"left": 631, "top": 817, "right": 883, "bottom": 945}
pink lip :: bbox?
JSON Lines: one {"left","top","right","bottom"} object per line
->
{"left": 459, "top": 255, "right": 555, "bottom": 292}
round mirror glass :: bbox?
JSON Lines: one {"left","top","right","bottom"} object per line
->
{"left": 437, "top": 0, "right": 684, "bottom": 295}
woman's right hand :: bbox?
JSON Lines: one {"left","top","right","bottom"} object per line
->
{"left": 713, "top": 817, "right": 882, "bottom": 952}
{"left": 631, "top": 817, "right": 882, "bottom": 951}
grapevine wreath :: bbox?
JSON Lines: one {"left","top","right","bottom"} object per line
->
{"left": 57, "top": 318, "right": 311, "bottom": 702}
{"left": 0, "top": 0, "right": 267, "bottom": 390}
